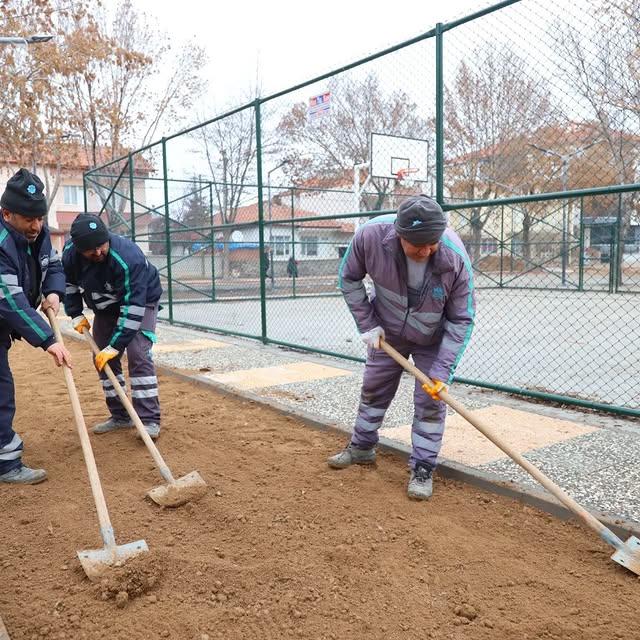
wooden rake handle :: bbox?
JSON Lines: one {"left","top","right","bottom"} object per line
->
{"left": 0, "top": 611, "right": 12, "bottom": 640}
{"left": 83, "top": 330, "right": 176, "bottom": 485}
{"left": 45, "top": 309, "right": 117, "bottom": 550}
{"left": 379, "top": 338, "right": 625, "bottom": 551}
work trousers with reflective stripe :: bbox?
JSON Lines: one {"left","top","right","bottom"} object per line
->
{"left": 350, "top": 337, "right": 446, "bottom": 468}
{"left": 0, "top": 337, "right": 23, "bottom": 474}
{"left": 92, "top": 304, "right": 161, "bottom": 425}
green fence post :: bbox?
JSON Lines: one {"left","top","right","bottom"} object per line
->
{"left": 608, "top": 237, "right": 615, "bottom": 294}
{"left": 162, "top": 138, "right": 173, "bottom": 323}
{"left": 82, "top": 171, "right": 88, "bottom": 213}
{"left": 499, "top": 204, "right": 504, "bottom": 287}
{"left": 578, "top": 197, "right": 585, "bottom": 292}
{"left": 255, "top": 100, "right": 268, "bottom": 344}
{"left": 291, "top": 189, "right": 297, "bottom": 298}
{"left": 615, "top": 193, "right": 623, "bottom": 293}
{"left": 608, "top": 209, "right": 616, "bottom": 295}
{"left": 435, "top": 22, "right": 444, "bottom": 206}
{"left": 209, "top": 181, "right": 216, "bottom": 302}
{"left": 128, "top": 153, "right": 136, "bottom": 242}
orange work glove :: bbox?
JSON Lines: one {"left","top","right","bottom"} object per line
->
{"left": 95, "top": 346, "right": 119, "bottom": 372}
{"left": 422, "top": 379, "right": 446, "bottom": 401}
{"left": 72, "top": 315, "right": 91, "bottom": 334}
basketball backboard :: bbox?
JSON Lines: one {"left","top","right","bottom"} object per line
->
{"left": 370, "top": 132, "right": 430, "bottom": 182}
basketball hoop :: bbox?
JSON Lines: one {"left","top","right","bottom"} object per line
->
{"left": 394, "top": 167, "right": 419, "bottom": 188}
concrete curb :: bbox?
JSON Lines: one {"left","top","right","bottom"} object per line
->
{"left": 157, "top": 364, "right": 640, "bottom": 541}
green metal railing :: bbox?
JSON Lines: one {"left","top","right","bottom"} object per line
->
{"left": 84, "top": 0, "right": 640, "bottom": 416}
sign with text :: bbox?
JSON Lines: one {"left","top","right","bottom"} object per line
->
{"left": 307, "top": 92, "right": 331, "bottom": 122}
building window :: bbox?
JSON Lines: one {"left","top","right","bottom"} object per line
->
{"left": 63, "top": 185, "right": 83, "bottom": 206}
{"left": 480, "top": 239, "right": 498, "bottom": 255}
{"left": 272, "top": 235, "right": 290, "bottom": 256}
{"left": 301, "top": 236, "right": 318, "bottom": 256}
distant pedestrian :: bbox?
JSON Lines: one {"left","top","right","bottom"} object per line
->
{"left": 263, "top": 246, "right": 276, "bottom": 288}
{"left": 263, "top": 247, "right": 270, "bottom": 278}
{"left": 286, "top": 256, "right": 298, "bottom": 278}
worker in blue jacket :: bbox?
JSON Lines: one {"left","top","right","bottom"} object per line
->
{"left": 63, "top": 214, "right": 163, "bottom": 440}
{"left": 0, "top": 168, "right": 72, "bottom": 485}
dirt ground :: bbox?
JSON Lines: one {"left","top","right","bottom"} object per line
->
{"left": 1, "top": 337, "right": 639, "bottom": 640}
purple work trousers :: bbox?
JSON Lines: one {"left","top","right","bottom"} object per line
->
{"left": 350, "top": 337, "right": 446, "bottom": 468}
{"left": 92, "top": 304, "right": 161, "bottom": 425}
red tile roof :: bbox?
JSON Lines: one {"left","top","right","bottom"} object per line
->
{"left": 447, "top": 121, "right": 639, "bottom": 165}
{"left": 213, "top": 201, "right": 355, "bottom": 232}
{"left": 55, "top": 210, "right": 152, "bottom": 233}
{"left": 293, "top": 168, "right": 355, "bottom": 190}
{"left": 1, "top": 143, "right": 153, "bottom": 174}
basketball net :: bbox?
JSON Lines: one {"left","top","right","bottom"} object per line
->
{"left": 394, "top": 167, "right": 419, "bottom": 188}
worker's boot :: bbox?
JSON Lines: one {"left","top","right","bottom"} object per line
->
{"left": 135, "top": 423, "right": 161, "bottom": 441}
{"left": 327, "top": 443, "right": 376, "bottom": 469}
{"left": 0, "top": 465, "right": 47, "bottom": 484}
{"left": 407, "top": 461, "right": 434, "bottom": 500}
{"left": 93, "top": 417, "right": 133, "bottom": 434}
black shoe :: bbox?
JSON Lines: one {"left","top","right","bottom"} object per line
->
{"left": 408, "top": 461, "right": 434, "bottom": 500}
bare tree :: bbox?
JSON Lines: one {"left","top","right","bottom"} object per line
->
{"left": 0, "top": 0, "right": 207, "bottom": 234}
{"left": 58, "top": 0, "right": 207, "bottom": 166}
{"left": 277, "top": 73, "right": 431, "bottom": 211}
{"left": 194, "top": 105, "right": 259, "bottom": 277}
{"left": 190, "top": 83, "right": 281, "bottom": 278}
{"left": 554, "top": 0, "right": 640, "bottom": 282}
{"left": 0, "top": 0, "right": 99, "bottom": 203}
{"left": 53, "top": 0, "right": 207, "bottom": 228}
{"left": 444, "top": 44, "right": 558, "bottom": 262}
{"left": 147, "top": 176, "right": 211, "bottom": 256}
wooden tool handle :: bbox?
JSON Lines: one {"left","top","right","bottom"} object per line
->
{"left": 379, "top": 338, "right": 625, "bottom": 551}
{"left": 0, "top": 612, "right": 11, "bottom": 640}
{"left": 84, "top": 331, "right": 175, "bottom": 484}
{"left": 45, "top": 310, "right": 116, "bottom": 550}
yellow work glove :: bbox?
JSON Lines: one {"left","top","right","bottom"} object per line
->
{"left": 95, "top": 346, "right": 119, "bottom": 372}
{"left": 72, "top": 315, "right": 91, "bottom": 335}
{"left": 422, "top": 379, "right": 446, "bottom": 401}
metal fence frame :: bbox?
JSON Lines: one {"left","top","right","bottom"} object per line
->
{"left": 83, "top": 0, "right": 640, "bottom": 417}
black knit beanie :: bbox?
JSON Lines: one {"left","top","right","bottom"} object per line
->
{"left": 0, "top": 168, "right": 48, "bottom": 217}
{"left": 70, "top": 213, "right": 109, "bottom": 251}
{"left": 394, "top": 195, "right": 447, "bottom": 245}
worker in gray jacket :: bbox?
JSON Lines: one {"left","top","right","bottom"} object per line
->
{"left": 328, "top": 195, "right": 475, "bottom": 500}
{"left": 63, "top": 214, "right": 163, "bottom": 440}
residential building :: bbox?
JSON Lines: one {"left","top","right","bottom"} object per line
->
{"left": 444, "top": 121, "right": 640, "bottom": 265}
{"left": 213, "top": 201, "right": 355, "bottom": 274}
{"left": 0, "top": 146, "right": 153, "bottom": 252}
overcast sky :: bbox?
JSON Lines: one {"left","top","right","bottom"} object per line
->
{"left": 108, "top": 0, "right": 492, "bottom": 183}
{"left": 133, "top": 0, "right": 488, "bottom": 108}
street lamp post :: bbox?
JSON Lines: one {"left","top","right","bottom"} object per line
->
{"left": 478, "top": 174, "right": 521, "bottom": 272}
{"left": 267, "top": 160, "right": 290, "bottom": 288}
{"left": 528, "top": 139, "right": 603, "bottom": 286}
{"left": 0, "top": 34, "right": 54, "bottom": 45}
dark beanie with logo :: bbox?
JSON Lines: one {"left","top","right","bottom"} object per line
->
{"left": 70, "top": 213, "right": 110, "bottom": 251}
{"left": 0, "top": 168, "right": 48, "bottom": 217}
{"left": 394, "top": 194, "right": 447, "bottom": 245}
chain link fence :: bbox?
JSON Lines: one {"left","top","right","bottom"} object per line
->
{"left": 84, "top": 0, "right": 640, "bottom": 415}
